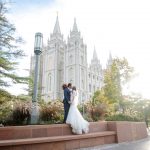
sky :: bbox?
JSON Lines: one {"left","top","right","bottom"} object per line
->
{"left": 6, "top": 0, "right": 150, "bottom": 98}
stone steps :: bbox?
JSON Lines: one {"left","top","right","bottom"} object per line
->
{"left": 0, "top": 131, "right": 116, "bottom": 147}
{"left": 0, "top": 121, "right": 147, "bottom": 150}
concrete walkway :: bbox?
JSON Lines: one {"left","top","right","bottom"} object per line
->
{"left": 77, "top": 131, "right": 150, "bottom": 150}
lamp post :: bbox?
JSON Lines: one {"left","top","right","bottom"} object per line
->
{"left": 31, "top": 32, "right": 43, "bottom": 124}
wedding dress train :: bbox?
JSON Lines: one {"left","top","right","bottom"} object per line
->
{"left": 66, "top": 90, "right": 89, "bottom": 134}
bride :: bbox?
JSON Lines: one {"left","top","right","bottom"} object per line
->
{"left": 66, "top": 86, "right": 89, "bottom": 134}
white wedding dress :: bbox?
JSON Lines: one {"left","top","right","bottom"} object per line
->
{"left": 66, "top": 90, "right": 89, "bottom": 134}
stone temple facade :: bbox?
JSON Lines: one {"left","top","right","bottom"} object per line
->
{"left": 30, "top": 16, "right": 112, "bottom": 103}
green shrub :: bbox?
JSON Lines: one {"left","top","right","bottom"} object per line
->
{"left": 0, "top": 96, "right": 31, "bottom": 126}
{"left": 11, "top": 101, "right": 31, "bottom": 125}
{"left": 105, "top": 113, "right": 141, "bottom": 122}
{"left": 79, "top": 102, "right": 108, "bottom": 122}
{"left": 89, "top": 104, "right": 107, "bottom": 121}
{"left": 0, "top": 102, "right": 12, "bottom": 125}
{"left": 40, "top": 100, "right": 64, "bottom": 124}
{"left": 0, "top": 97, "right": 64, "bottom": 125}
{"left": 2, "top": 101, "right": 31, "bottom": 126}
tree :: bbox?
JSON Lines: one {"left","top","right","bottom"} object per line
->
{"left": 92, "top": 89, "right": 115, "bottom": 116}
{"left": 0, "top": 1, "right": 27, "bottom": 90}
{"left": 133, "top": 98, "right": 150, "bottom": 127}
{"left": 103, "top": 57, "right": 134, "bottom": 109}
{"left": 92, "top": 90, "right": 108, "bottom": 106}
{"left": 0, "top": 88, "right": 12, "bottom": 104}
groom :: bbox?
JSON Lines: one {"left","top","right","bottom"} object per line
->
{"left": 63, "top": 83, "right": 72, "bottom": 123}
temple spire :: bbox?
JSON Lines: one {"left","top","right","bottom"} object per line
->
{"left": 109, "top": 51, "right": 112, "bottom": 61}
{"left": 108, "top": 51, "right": 112, "bottom": 63}
{"left": 53, "top": 15, "right": 61, "bottom": 34}
{"left": 93, "top": 46, "right": 98, "bottom": 60}
{"left": 107, "top": 51, "right": 113, "bottom": 67}
{"left": 72, "top": 18, "right": 78, "bottom": 32}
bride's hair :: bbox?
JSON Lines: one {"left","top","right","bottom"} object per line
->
{"left": 72, "top": 86, "right": 76, "bottom": 91}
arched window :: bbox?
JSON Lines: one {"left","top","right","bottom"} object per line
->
{"left": 93, "top": 75, "right": 95, "bottom": 80}
{"left": 69, "top": 67, "right": 73, "bottom": 83}
{"left": 89, "top": 84, "right": 91, "bottom": 92}
{"left": 69, "top": 55, "right": 73, "bottom": 64}
{"left": 75, "top": 41, "right": 78, "bottom": 46}
{"left": 48, "top": 73, "right": 51, "bottom": 91}
{"left": 81, "top": 68, "right": 84, "bottom": 89}
{"left": 93, "top": 86, "right": 95, "bottom": 92}
{"left": 81, "top": 56, "right": 84, "bottom": 64}
{"left": 81, "top": 68, "right": 84, "bottom": 76}
{"left": 82, "top": 93, "right": 85, "bottom": 102}
{"left": 69, "top": 67, "right": 73, "bottom": 76}
{"left": 82, "top": 80, "right": 84, "bottom": 89}
{"left": 89, "top": 73, "right": 90, "bottom": 78}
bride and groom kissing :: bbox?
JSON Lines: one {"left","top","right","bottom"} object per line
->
{"left": 62, "top": 83, "right": 89, "bottom": 135}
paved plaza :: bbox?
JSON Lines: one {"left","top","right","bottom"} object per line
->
{"left": 77, "top": 131, "right": 150, "bottom": 150}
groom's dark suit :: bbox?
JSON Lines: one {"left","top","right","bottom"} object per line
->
{"left": 63, "top": 87, "right": 71, "bottom": 123}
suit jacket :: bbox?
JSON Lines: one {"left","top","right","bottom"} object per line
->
{"left": 63, "top": 88, "right": 71, "bottom": 103}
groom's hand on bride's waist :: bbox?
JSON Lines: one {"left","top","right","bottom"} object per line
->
{"left": 68, "top": 101, "right": 72, "bottom": 104}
